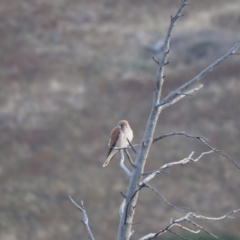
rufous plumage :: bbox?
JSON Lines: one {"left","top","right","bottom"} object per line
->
{"left": 103, "top": 120, "right": 133, "bottom": 167}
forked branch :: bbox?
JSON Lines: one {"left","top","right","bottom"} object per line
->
{"left": 69, "top": 196, "right": 95, "bottom": 240}
{"left": 117, "top": 0, "right": 240, "bottom": 239}
{"left": 153, "top": 131, "right": 240, "bottom": 169}
{"left": 154, "top": 0, "right": 189, "bottom": 104}
{"left": 161, "top": 84, "right": 203, "bottom": 109}
{"left": 158, "top": 40, "right": 240, "bottom": 108}
{"left": 70, "top": 0, "right": 240, "bottom": 239}
{"left": 120, "top": 150, "right": 132, "bottom": 177}
{"left": 142, "top": 150, "right": 214, "bottom": 184}
{"left": 142, "top": 182, "right": 193, "bottom": 212}
{"left": 138, "top": 209, "right": 240, "bottom": 240}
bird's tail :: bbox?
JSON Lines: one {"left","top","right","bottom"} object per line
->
{"left": 103, "top": 149, "right": 118, "bottom": 167}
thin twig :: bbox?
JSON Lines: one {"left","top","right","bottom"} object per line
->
{"left": 127, "top": 138, "right": 137, "bottom": 154}
{"left": 192, "top": 209, "right": 240, "bottom": 221}
{"left": 68, "top": 196, "right": 95, "bottom": 240}
{"left": 142, "top": 169, "right": 169, "bottom": 176}
{"left": 158, "top": 40, "right": 240, "bottom": 108}
{"left": 186, "top": 219, "right": 217, "bottom": 238}
{"left": 138, "top": 209, "right": 240, "bottom": 240}
{"left": 142, "top": 182, "right": 193, "bottom": 212}
{"left": 124, "top": 185, "right": 144, "bottom": 224}
{"left": 153, "top": 131, "right": 209, "bottom": 143}
{"left": 124, "top": 149, "right": 135, "bottom": 168}
{"left": 168, "top": 229, "right": 201, "bottom": 240}
{"left": 142, "top": 151, "right": 213, "bottom": 183}
{"left": 161, "top": 84, "right": 203, "bottom": 109}
{"left": 153, "top": 131, "right": 240, "bottom": 169}
{"left": 138, "top": 213, "right": 200, "bottom": 240}
{"left": 158, "top": 41, "right": 240, "bottom": 107}
{"left": 153, "top": 0, "right": 189, "bottom": 104}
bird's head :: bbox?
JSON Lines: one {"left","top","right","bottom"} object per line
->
{"left": 118, "top": 120, "right": 129, "bottom": 130}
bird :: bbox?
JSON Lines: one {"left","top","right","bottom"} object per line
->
{"left": 103, "top": 120, "right": 133, "bottom": 167}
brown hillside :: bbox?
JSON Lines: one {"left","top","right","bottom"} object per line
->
{"left": 0, "top": 0, "right": 240, "bottom": 239}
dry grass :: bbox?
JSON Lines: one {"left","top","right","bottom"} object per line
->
{"left": 0, "top": 0, "right": 240, "bottom": 239}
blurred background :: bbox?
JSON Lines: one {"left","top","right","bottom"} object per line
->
{"left": 0, "top": 0, "right": 240, "bottom": 239}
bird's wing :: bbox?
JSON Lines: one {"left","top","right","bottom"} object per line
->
{"left": 103, "top": 127, "right": 120, "bottom": 167}
{"left": 108, "top": 126, "right": 120, "bottom": 147}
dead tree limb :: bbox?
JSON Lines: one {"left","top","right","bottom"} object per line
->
{"left": 138, "top": 209, "right": 240, "bottom": 240}
{"left": 141, "top": 150, "right": 214, "bottom": 184}
{"left": 69, "top": 196, "right": 95, "bottom": 240}
{"left": 117, "top": 1, "right": 191, "bottom": 240}
{"left": 153, "top": 131, "right": 240, "bottom": 169}
{"left": 116, "top": 0, "right": 240, "bottom": 239}
{"left": 70, "top": 0, "right": 240, "bottom": 239}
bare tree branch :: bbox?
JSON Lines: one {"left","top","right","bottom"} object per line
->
{"left": 158, "top": 40, "right": 240, "bottom": 108}
{"left": 117, "top": 2, "right": 189, "bottom": 239}
{"left": 142, "top": 151, "right": 214, "bottom": 184}
{"left": 153, "top": 131, "right": 240, "bottom": 169}
{"left": 161, "top": 84, "right": 203, "bottom": 109}
{"left": 186, "top": 219, "right": 217, "bottom": 238}
{"left": 124, "top": 149, "right": 135, "bottom": 167}
{"left": 68, "top": 196, "right": 95, "bottom": 240}
{"left": 120, "top": 150, "right": 132, "bottom": 177}
{"left": 138, "top": 214, "right": 200, "bottom": 240}
{"left": 168, "top": 229, "right": 202, "bottom": 240}
{"left": 127, "top": 138, "right": 137, "bottom": 154}
{"left": 142, "top": 182, "right": 193, "bottom": 212}
{"left": 153, "top": 131, "right": 209, "bottom": 143}
{"left": 138, "top": 209, "right": 240, "bottom": 240}
{"left": 154, "top": 0, "right": 190, "bottom": 105}
{"left": 116, "top": 0, "right": 240, "bottom": 237}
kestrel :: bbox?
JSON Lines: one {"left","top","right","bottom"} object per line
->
{"left": 103, "top": 120, "right": 133, "bottom": 167}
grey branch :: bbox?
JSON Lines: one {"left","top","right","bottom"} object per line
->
{"left": 114, "top": 139, "right": 137, "bottom": 155}
{"left": 158, "top": 40, "right": 240, "bottom": 108}
{"left": 138, "top": 209, "right": 240, "bottom": 240}
{"left": 168, "top": 229, "right": 201, "bottom": 240}
{"left": 142, "top": 182, "right": 193, "bottom": 212}
{"left": 192, "top": 209, "right": 240, "bottom": 221}
{"left": 119, "top": 199, "right": 126, "bottom": 217}
{"left": 160, "top": 84, "right": 203, "bottom": 109}
{"left": 142, "top": 151, "right": 213, "bottom": 184}
{"left": 124, "top": 149, "right": 135, "bottom": 167}
{"left": 127, "top": 138, "right": 137, "bottom": 154}
{"left": 138, "top": 213, "right": 200, "bottom": 240}
{"left": 120, "top": 150, "right": 132, "bottom": 177}
{"left": 68, "top": 196, "right": 95, "bottom": 240}
{"left": 153, "top": 0, "right": 189, "bottom": 104}
{"left": 153, "top": 131, "right": 240, "bottom": 169}
{"left": 186, "top": 218, "right": 217, "bottom": 238}
{"left": 153, "top": 131, "right": 209, "bottom": 143}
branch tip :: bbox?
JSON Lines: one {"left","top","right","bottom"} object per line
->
{"left": 121, "top": 192, "right": 126, "bottom": 198}
{"left": 152, "top": 56, "right": 160, "bottom": 64}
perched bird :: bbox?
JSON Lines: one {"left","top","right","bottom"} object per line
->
{"left": 103, "top": 120, "right": 133, "bottom": 167}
